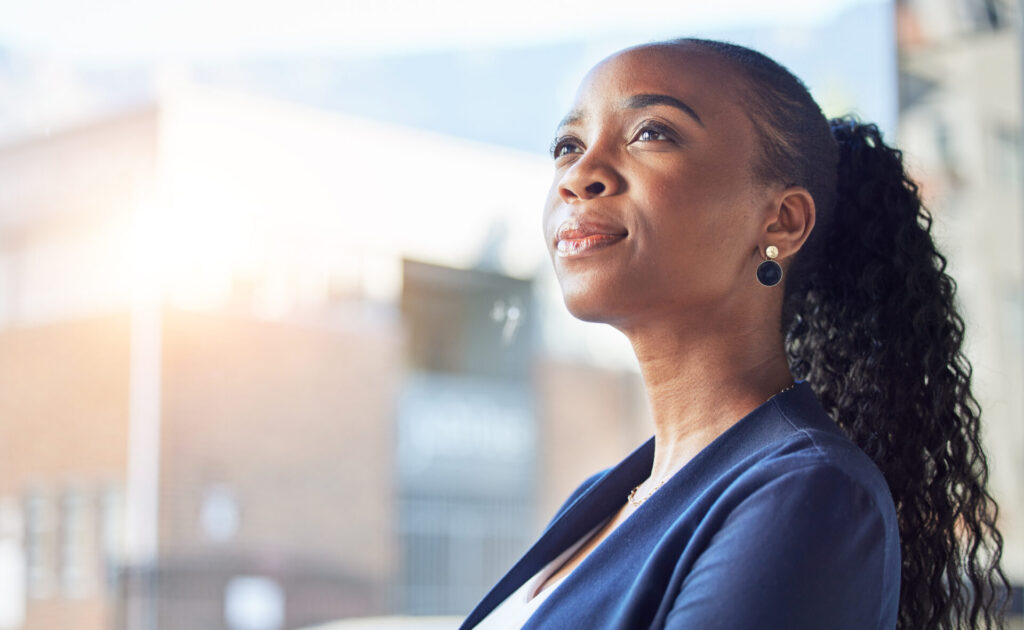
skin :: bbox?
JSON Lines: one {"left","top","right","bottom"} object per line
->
{"left": 533, "top": 42, "right": 816, "bottom": 598}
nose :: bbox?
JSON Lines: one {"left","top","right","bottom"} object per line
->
{"left": 557, "top": 151, "right": 622, "bottom": 203}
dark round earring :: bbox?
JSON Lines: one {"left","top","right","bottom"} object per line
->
{"left": 756, "top": 245, "right": 783, "bottom": 287}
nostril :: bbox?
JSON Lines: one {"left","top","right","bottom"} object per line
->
{"left": 585, "top": 182, "right": 606, "bottom": 195}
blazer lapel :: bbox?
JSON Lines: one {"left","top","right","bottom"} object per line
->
{"left": 459, "top": 438, "right": 655, "bottom": 629}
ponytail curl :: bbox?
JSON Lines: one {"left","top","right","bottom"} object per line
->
{"left": 785, "top": 116, "right": 1011, "bottom": 630}
{"left": 670, "top": 38, "right": 1013, "bottom": 629}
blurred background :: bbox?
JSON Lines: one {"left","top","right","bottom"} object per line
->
{"left": 0, "top": 0, "right": 1020, "bottom": 628}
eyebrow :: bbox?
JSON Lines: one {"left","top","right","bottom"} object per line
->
{"left": 557, "top": 110, "right": 583, "bottom": 130}
{"left": 555, "top": 93, "right": 705, "bottom": 133}
{"left": 624, "top": 93, "right": 705, "bottom": 127}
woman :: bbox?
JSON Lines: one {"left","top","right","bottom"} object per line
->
{"left": 461, "top": 38, "right": 1011, "bottom": 629}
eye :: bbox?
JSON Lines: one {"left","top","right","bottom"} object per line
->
{"left": 550, "top": 135, "right": 583, "bottom": 159}
{"left": 637, "top": 128, "right": 668, "bottom": 142}
{"left": 631, "top": 122, "right": 676, "bottom": 144}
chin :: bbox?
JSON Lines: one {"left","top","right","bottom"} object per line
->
{"left": 565, "top": 303, "right": 608, "bottom": 324}
{"left": 561, "top": 289, "right": 627, "bottom": 324}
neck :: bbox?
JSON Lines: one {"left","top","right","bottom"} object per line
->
{"left": 622, "top": 315, "right": 794, "bottom": 484}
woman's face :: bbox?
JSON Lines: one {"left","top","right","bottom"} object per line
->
{"left": 543, "top": 44, "right": 775, "bottom": 330}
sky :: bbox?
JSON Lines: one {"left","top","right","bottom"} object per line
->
{"left": 0, "top": 0, "right": 898, "bottom": 153}
{"left": 0, "top": 0, "right": 889, "bottom": 64}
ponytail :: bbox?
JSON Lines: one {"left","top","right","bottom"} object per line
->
{"left": 667, "top": 37, "right": 1012, "bottom": 629}
{"left": 785, "top": 116, "right": 1012, "bottom": 630}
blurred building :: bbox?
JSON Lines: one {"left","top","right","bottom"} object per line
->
{"left": 896, "top": 0, "right": 1024, "bottom": 617}
{"left": 0, "top": 83, "right": 650, "bottom": 629}
{"left": 4, "top": 4, "right": 1021, "bottom": 626}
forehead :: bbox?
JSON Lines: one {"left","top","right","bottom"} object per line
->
{"left": 568, "top": 44, "right": 745, "bottom": 126}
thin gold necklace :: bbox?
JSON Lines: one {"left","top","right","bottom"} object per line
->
{"left": 626, "top": 382, "right": 796, "bottom": 508}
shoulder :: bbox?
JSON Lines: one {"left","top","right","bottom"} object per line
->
{"left": 695, "top": 390, "right": 902, "bottom": 566}
{"left": 708, "top": 397, "right": 903, "bottom": 609}
{"left": 670, "top": 428, "right": 902, "bottom": 629}
{"left": 758, "top": 393, "right": 897, "bottom": 522}
{"left": 667, "top": 456, "right": 902, "bottom": 630}
{"left": 722, "top": 455, "right": 891, "bottom": 532}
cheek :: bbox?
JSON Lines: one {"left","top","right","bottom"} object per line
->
{"left": 638, "top": 181, "right": 755, "bottom": 284}
{"left": 643, "top": 170, "right": 739, "bottom": 238}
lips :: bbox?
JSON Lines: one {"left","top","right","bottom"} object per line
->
{"left": 554, "top": 219, "right": 628, "bottom": 257}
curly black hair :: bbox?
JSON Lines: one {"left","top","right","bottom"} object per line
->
{"left": 667, "top": 37, "right": 1013, "bottom": 629}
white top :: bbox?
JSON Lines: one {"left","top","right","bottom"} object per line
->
{"left": 471, "top": 517, "right": 612, "bottom": 630}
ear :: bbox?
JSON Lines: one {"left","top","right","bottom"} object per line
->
{"left": 760, "top": 185, "right": 815, "bottom": 263}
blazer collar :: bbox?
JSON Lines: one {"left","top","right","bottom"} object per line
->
{"left": 460, "top": 380, "right": 820, "bottom": 628}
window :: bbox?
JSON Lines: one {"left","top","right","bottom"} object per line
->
{"left": 101, "top": 484, "right": 124, "bottom": 593}
{"left": 24, "top": 489, "right": 56, "bottom": 598}
{"left": 61, "top": 486, "right": 98, "bottom": 598}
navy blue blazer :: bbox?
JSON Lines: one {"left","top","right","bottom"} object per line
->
{"left": 461, "top": 380, "right": 901, "bottom": 630}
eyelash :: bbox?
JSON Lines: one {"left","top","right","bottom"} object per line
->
{"left": 633, "top": 121, "right": 675, "bottom": 143}
{"left": 548, "top": 121, "right": 677, "bottom": 160}
{"left": 549, "top": 135, "right": 582, "bottom": 159}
